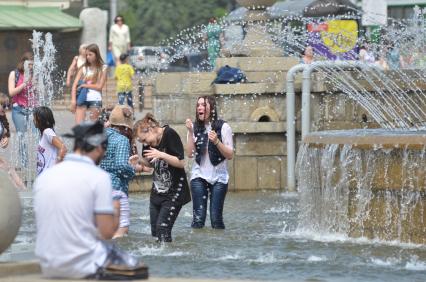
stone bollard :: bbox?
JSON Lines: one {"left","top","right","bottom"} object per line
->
{"left": 0, "top": 168, "right": 22, "bottom": 254}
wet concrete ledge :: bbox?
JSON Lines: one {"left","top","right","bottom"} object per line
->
{"left": 0, "top": 261, "right": 268, "bottom": 282}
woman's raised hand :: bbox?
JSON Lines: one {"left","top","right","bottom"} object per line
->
{"left": 185, "top": 118, "right": 193, "bottom": 132}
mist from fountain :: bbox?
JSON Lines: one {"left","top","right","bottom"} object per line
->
{"left": 8, "top": 31, "right": 59, "bottom": 189}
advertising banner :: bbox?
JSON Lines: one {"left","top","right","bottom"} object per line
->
{"left": 307, "top": 19, "right": 359, "bottom": 60}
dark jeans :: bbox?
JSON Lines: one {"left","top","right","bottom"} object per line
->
{"left": 118, "top": 91, "right": 133, "bottom": 108}
{"left": 191, "top": 177, "right": 228, "bottom": 229}
{"left": 150, "top": 195, "right": 182, "bottom": 242}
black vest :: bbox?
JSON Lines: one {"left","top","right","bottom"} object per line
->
{"left": 194, "top": 119, "right": 226, "bottom": 166}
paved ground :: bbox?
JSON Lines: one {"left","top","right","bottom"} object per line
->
{"left": 0, "top": 261, "right": 267, "bottom": 282}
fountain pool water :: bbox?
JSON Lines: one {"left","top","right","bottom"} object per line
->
{"left": 297, "top": 129, "right": 426, "bottom": 245}
{"left": 1, "top": 191, "right": 426, "bottom": 281}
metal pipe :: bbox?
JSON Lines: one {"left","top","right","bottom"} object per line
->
{"left": 301, "top": 61, "right": 369, "bottom": 139}
{"left": 286, "top": 61, "right": 375, "bottom": 193}
{"left": 286, "top": 64, "right": 307, "bottom": 192}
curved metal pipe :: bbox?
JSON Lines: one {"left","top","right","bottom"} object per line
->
{"left": 286, "top": 64, "right": 308, "bottom": 192}
{"left": 301, "top": 61, "right": 370, "bottom": 139}
{"left": 286, "top": 61, "right": 375, "bottom": 192}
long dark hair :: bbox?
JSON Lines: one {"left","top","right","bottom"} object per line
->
{"left": 195, "top": 95, "right": 218, "bottom": 128}
{"left": 16, "top": 52, "right": 33, "bottom": 73}
{"left": 33, "top": 106, "right": 55, "bottom": 135}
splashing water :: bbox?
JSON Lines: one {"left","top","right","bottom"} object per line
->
{"left": 8, "top": 31, "right": 59, "bottom": 188}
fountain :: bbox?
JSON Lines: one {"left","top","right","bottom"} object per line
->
{"left": 2, "top": 2, "right": 426, "bottom": 281}
{"left": 297, "top": 129, "right": 426, "bottom": 244}
{"left": 0, "top": 30, "right": 58, "bottom": 257}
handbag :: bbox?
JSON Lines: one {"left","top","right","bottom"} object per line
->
{"left": 76, "top": 80, "right": 89, "bottom": 106}
{"left": 107, "top": 51, "right": 115, "bottom": 67}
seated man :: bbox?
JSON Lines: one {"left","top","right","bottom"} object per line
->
{"left": 33, "top": 121, "right": 147, "bottom": 279}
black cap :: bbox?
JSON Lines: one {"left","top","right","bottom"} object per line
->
{"left": 63, "top": 121, "right": 107, "bottom": 146}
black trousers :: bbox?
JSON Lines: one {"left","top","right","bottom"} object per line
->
{"left": 150, "top": 195, "right": 182, "bottom": 242}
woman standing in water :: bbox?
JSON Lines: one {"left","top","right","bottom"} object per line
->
{"left": 8, "top": 52, "right": 34, "bottom": 168}
{"left": 133, "top": 113, "right": 191, "bottom": 242}
{"left": 70, "top": 44, "right": 107, "bottom": 124}
{"left": 185, "top": 95, "right": 233, "bottom": 229}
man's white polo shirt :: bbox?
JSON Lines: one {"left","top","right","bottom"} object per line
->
{"left": 33, "top": 153, "right": 113, "bottom": 278}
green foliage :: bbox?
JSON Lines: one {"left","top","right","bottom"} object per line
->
{"left": 120, "top": 0, "right": 235, "bottom": 46}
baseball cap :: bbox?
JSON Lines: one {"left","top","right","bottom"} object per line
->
{"left": 63, "top": 120, "right": 107, "bottom": 147}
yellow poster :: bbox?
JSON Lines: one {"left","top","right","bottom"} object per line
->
{"left": 320, "top": 20, "right": 358, "bottom": 54}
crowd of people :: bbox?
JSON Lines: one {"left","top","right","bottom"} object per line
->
{"left": 2, "top": 13, "right": 426, "bottom": 280}
{"left": 0, "top": 32, "right": 234, "bottom": 278}
{"left": 300, "top": 42, "right": 426, "bottom": 70}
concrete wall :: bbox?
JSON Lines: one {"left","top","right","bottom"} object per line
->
{"left": 130, "top": 60, "right": 426, "bottom": 192}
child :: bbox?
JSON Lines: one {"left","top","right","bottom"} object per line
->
{"left": 0, "top": 92, "right": 25, "bottom": 189}
{"left": 100, "top": 105, "right": 139, "bottom": 239}
{"left": 133, "top": 113, "right": 191, "bottom": 242}
{"left": 33, "top": 106, "right": 67, "bottom": 175}
{"left": 114, "top": 53, "right": 135, "bottom": 110}
{"left": 66, "top": 44, "right": 87, "bottom": 88}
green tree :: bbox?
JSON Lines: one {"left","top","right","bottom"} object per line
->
{"left": 121, "top": 0, "right": 235, "bottom": 45}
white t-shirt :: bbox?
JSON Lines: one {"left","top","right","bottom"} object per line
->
{"left": 37, "top": 128, "right": 58, "bottom": 175}
{"left": 189, "top": 122, "right": 233, "bottom": 184}
{"left": 82, "top": 65, "right": 107, "bottom": 101}
{"left": 34, "top": 153, "right": 113, "bottom": 278}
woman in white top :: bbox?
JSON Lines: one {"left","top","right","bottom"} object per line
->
{"left": 109, "top": 15, "right": 131, "bottom": 65}
{"left": 66, "top": 44, "right": 87, "bottom": 88}
{"left": 71, "top": 44, "right": 107, "bottom": 124}
{"left": 185, "top": 95, "right": 233, "bottom": 229}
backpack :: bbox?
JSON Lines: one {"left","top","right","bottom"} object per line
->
{"left": 212, "top": 65, "right": 246, "bottom": 84}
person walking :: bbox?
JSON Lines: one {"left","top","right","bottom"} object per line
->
{"left": 33, "top": 121, "right": 148, "bottom": 279}
{"left": 8, "top": 52, "right": 34, "bottom": 168}
{"left": 185, "top": 95, "right": 234, "bottom": 229}
{"left": 71, "top": 44, "right": 107, "bottom": 124}
{"left": 66, "top": 44, "right": 87, "bottom": 88}
{"left": 33, "top": 106, "right": 67, "bottom": 175}
{"left": 114, "top": 54, "right": 135, "bottom": 110}
{"left": 100, "top": 105, "right": 139, "bottom": 238}
{"left": 109, "top": 15, "right": 131, "bottom": 65}
{"left": 133, "top": 113, "right": 191, "bottom": 242}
